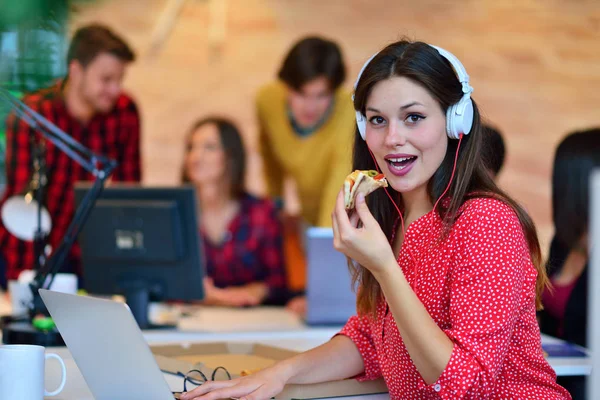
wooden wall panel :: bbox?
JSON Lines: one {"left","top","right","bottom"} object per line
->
{"left": 71, "top": 0, "right": 600, "bottom": 252}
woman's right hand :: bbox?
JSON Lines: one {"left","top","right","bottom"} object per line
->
{"left": 181, "top": 363, "right": 290, "bottom": 400}
{"left": 181, "top": 336, "right": 365, "bottom": 400}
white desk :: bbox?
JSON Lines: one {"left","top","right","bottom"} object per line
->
{"left": 538, "top": 334, "right": 592, "bottom": 377}
{"left": 143, "top": 331, "right": 592, "bottom": 378}
{"left": 43, "top": 332, "right": 391, "bottom": 400}
{"left": 0, "top": 294, "right": 591, "bottom": 399}
{"left": 41, "top": 328, "right": 591, "bottom": 400}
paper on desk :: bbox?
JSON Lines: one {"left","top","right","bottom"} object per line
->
{"left": 177, "top": 306, "right": 305, "bottom": 332}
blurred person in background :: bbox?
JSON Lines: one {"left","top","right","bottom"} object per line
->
{"left": 481, "top": 124, "right": 505, "bottom": 179}
{"left": 0, "top": 24, "right": 141, "bottom": 283}
{"left": 182, "top": 117, "right": 288, "bottom": 307}
{"left": 256, "top": 36, "right": 355, "bottom": 315}
{"left": 539, "top": 128, "right": 600, "bottom": 399}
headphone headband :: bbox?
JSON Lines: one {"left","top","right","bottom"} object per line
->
{"left": 428, "top": 45, "right": 473, "bottom": 95}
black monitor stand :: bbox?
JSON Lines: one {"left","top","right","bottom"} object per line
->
{"left": 120, "top": 280, "right": 175, "bottom": 330}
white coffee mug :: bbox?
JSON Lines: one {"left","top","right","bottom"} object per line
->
{"left": 0, "top": 344, "right": 67, "bottom": 399}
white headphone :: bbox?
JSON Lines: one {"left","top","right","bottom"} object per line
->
{"left": 353, "top": 44, "right": 474, "bottom": 141}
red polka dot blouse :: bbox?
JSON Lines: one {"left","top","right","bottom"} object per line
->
{"left": 339, "top": 198, "right": 571, "bottom": 399}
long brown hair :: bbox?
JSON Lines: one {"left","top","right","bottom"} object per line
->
{"left": 351, "top": 40, "right": 547, "bottom": 315}
{"left": 552, "top": 129, "right": 600, "bottom": 251}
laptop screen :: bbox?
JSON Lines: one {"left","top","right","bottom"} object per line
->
{"left": 305, "top": 227, "right": 357, "bottom": 326}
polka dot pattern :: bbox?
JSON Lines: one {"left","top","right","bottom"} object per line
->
{"left": 339, "top": 198, "right": 571, "bottom": 399}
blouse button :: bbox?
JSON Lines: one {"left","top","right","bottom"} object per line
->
{"left": 434, "top": 384, "right": 441, "bottom": 392}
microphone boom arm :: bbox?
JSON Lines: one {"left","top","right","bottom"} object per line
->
{"left": 0, "top": 86, "right": 117, "bottom": 307}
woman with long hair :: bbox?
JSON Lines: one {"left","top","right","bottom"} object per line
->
{"left": 182, "top": 117, "right": 287, "bottom": 306}
{"left": 182, "top": 41, "right": 569, "bottom": 400}
{"left": 539, "top": 128, "right": 600, "bottom": 399}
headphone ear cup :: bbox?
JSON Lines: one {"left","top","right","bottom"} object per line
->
{"left": 460, "top": 98, "right": 474, "bottom": 136}
{"left": 446, "top": 104, "right": 458, "bottom": 140}
{"left": 356, "top": 111, "right": 367, "bottom": 140}
{"left": 446, "top": 96, "right": 474, "bottom": 139}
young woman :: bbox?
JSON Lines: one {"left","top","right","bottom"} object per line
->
{"left": 539, "top": 129, "right": 600, "bottom": 399}
{"left": 182, "top": 117, "right": 287, "bottom": 307}
{"left": 182, "top": 41, "right": 570, "bottom": 400}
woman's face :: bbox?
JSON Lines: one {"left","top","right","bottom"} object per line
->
{"left": 185, "top": 123, "right": 228, "bottom": 186}
{"left": 287, "top": 76, "right": 334, "bottom": 128}
{"left": 365, "top": 76, "right": 448, "bottom": 196}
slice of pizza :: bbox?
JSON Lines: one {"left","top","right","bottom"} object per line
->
{"left": 343, "top": 170, "right": 388, "bottom": 210}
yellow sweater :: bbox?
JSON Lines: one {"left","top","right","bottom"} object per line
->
{"left": 256, "top": 81, "right": 355, "bottom": 227}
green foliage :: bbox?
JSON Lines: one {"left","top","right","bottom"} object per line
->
{"left": 0, "top": 0, "right": 68, "bottom": 92}
{"left": 0, "top": 0, "right": 68, "bottom": 31}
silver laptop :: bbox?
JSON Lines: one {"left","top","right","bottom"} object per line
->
{"left": 39, "top": 289, "right": 176, "bottom": 400}
{"left": 305, "top": 227, "right": 357, "bottom": 325}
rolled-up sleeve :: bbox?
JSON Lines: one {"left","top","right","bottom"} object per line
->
{"left": 338, "top": 314, "right": 382, "bottom": 381}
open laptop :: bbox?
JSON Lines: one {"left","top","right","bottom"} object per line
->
{"left": 305, "top": 227, "right": 357, "bottom": 326}
{"left": 39, "top": 289, "right": 178, "bottom": 400}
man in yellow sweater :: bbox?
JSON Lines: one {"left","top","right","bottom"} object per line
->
{"left": 256, "top": 36, "right": 355, "bottom": 313}
{"left": 256, "top": 36, "right": 355, "bottom": 228}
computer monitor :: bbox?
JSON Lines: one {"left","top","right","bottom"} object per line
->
{"left": 588, "top": 169, "right": 600, "bottom": 399}
{"left": 74, "top": 184, "right": 205, "bottom": 329}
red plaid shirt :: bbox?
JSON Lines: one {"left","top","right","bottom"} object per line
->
{"left": 0, "top": 82, "right": 141, "bottom": 280}
{"left": 203, "top": 194, "right": 288, "bottom": 305}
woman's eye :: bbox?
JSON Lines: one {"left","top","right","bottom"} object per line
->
{"left": 406, "top": 114, "right": 424, "bottom": 124}
{"left": 369, "top": 116, "right": 385, "bottom": 125}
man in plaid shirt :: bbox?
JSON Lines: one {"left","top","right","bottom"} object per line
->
{"left": 0, "top": 24, "right": 141, "bottom": 282}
